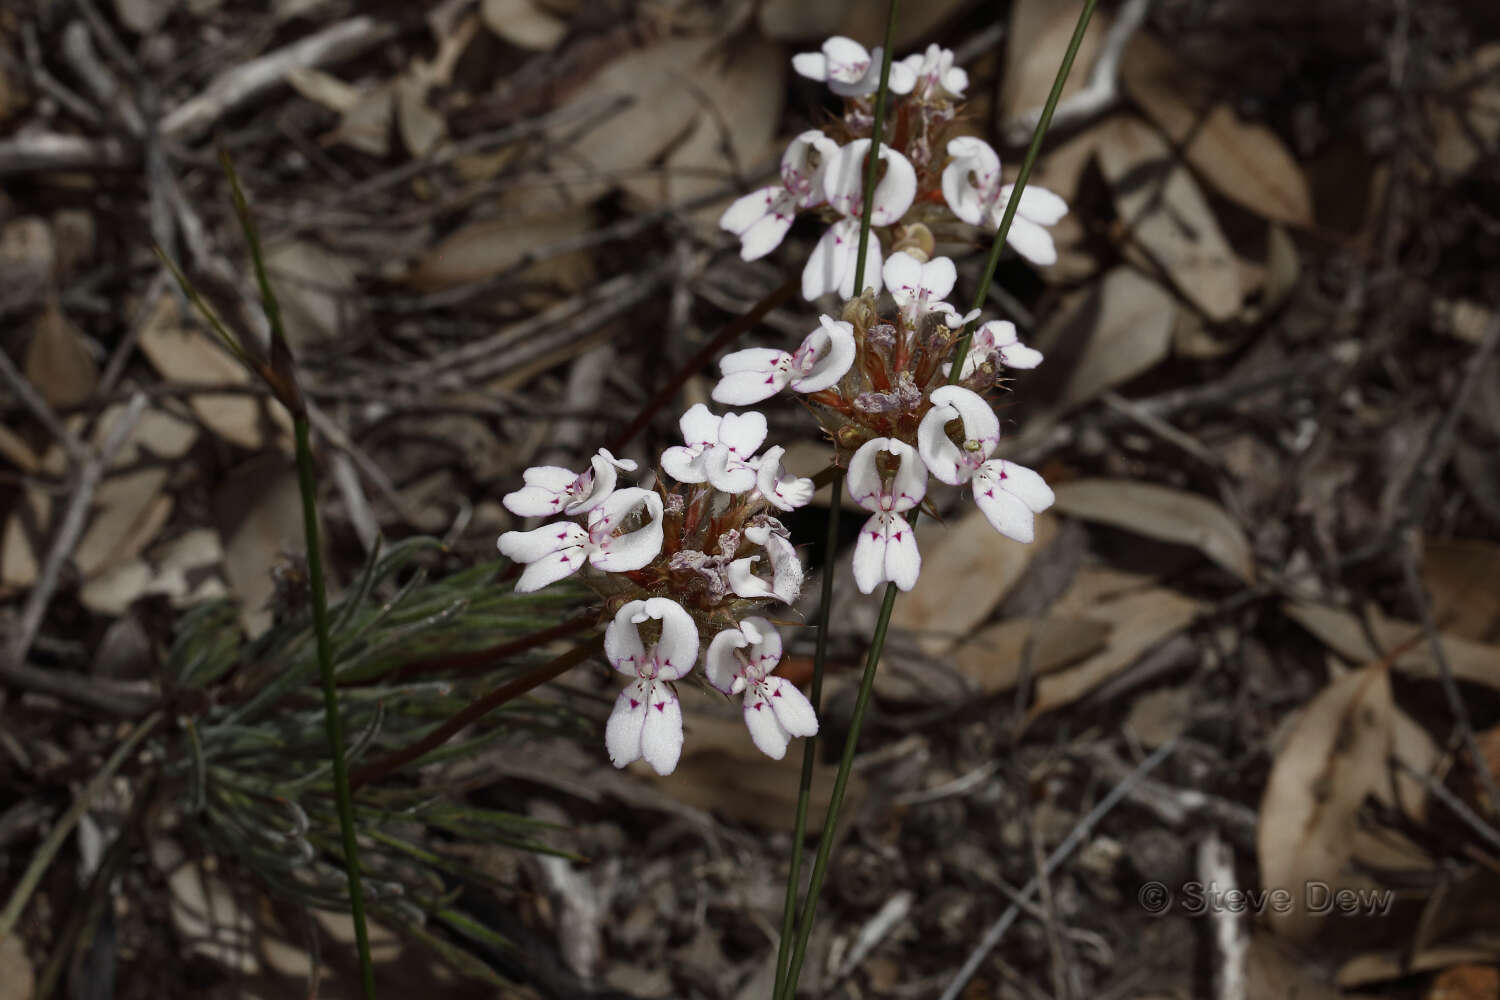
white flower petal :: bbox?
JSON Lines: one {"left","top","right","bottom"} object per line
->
{"left": 839, "top": 232, "right": 883, "bottom": 300}
{"left": 639, "top": 685, "right": 684, "bottom": 775}
{"left": 887, "top": 437, "right": 927, "bottom": 512}
{"left": 497, "top": 521, "right": 587, "bottom": 563}
{"left": 782, "top": 130, "right": 837, "bottom": 206}
{"left": 846, "top": 437, "right": 888, "bottom": 511}
{"left": 588, "top": 489, "right": 664, "bottom": 572}
{"left": 728, "top": 555, "right": 776, "bottom": 600}
{"left": 1010, "top": 183, "right": 1070, "bottom": 226}
{"left": 972, "top": 460, "right": 1055, "bottom": 543}
{"left": 1004, "top": 216, "right": 1058, "bottom": 267}
{"left": 604, "top": 601, "right": 648, "bottom": 676}
{"left": 823, "top": 141, "right": 868, "bottom": 216}
{"left": 679, "top": 402, "right": 721, "bottom": 447}
{"left": 741, "top": 616, "right": 783, "bottom": 673}
{"left": 791, "top": 51, "right": 829, "bottom": 82}
{"left": 920, "top": 256, "right": 957, "bottom": 302}
{"left": 718, "top": 410, "right": 768, "bottom": 457}
{"left": 790, "top": 316, "right": 855, "bottom": 392}
{"left": 762, "top": 531, "right": 804, "bottom": 603}
{"left": 942, "top": 136, "right": 1000, "bottom": 228}
{"left": 743, "top": 684, "right": 793, "bottom": 759}
{"left": 756, "top": 445, "right": 814, "bottom": 512}
{"left": 919, "top": 385, "right": 999, "bottom": 485}
{"left": 917, "top": 399, "right": 965, "bottom": 486}
{"left": 605, "top": 679, "right": 651, "bottom": 768}
{"left": 884, "top": 56, "right": 917, "bottom": 96}
{"left": 821, "top": 37, "right": 870, "bottom": 83}
{"left": 706, "top": 451, "right": 759, "bottom": 494}
{"left": 661, "top": 445, "right": 707, "bottom": 483}
{"left": 513, "top": 548, "right": 586, "bottom": 592}
{"left": 705, "top": 627, "right": 748, "bottom": 694}
{"left": 852, "top": 511, "right": 920, "bottom": 593}
{"left": 642, "top": 597, "right": 699, "bottom": 680}
{"left": 882, "top": 251, "right": 923, "bottom": 307}
{"left": 802, "top": 219, "right": 854, "bottom": 300}
{"left": 501, "top": 465, "right": 577, "bottom": 517}
{"left": 714, "top": 348, "right": 792, "bottom": 406}
{"left": 869, "top": 149, "right": 916, "bottom": 225}
{"left": 764, "top": 676, "right": 818, "bottom": 738}
{"left": 719, "top": 185, "right": 783, "bottom": 237}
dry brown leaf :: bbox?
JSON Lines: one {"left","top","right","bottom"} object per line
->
{"left": 664, "top": 714, "right": 862, "bottom": 833}
{"left": 264, "top": 240, "right": 360, "bottom": 348}
{"left": 891, "top": 511, "right": 1058, "bottom": 656}
{"left": 0, "top": 488, "right": 47, "bottom": 591}
{"left": 0, "top": 935, "right": 34, "bottom": 1000}
{"left": 395, "top": 73, "right": 446, "bottom": 158}
{"left": 404, "top": 209, "right": 594, "bottom": 292}
{"left": 1283, "top": 602, "right": 1500, "bottom": 691}
{"left": 1095, "top": 116, "right": 1241, "bottom": 321}
{"left": 481, "top": 0, "right": 568, "bottom": 51}
{"left": 25, "top": 305, "right": 97, "bottom": 409}
{"left": 327, "top": 84, "right": 394, "bottom": 158}
{"left": 285, "top": 66, "right": 361, "bottom": 112}
{"left": 1428, "top": 43, "right": 1500, "bottom": 178}
{"left": 1036, "top": 266, "right": 1176, "bottom": 413}
{"left": 1029, "top": 586, "right": 1203, "bottom": 717}
{"left": 1001, "top": 0, "right": 1107, "bottom": 120}
{"left": 1122, "top": 685, "right": 1192, "bottom": 748}
{"left": 1257, "top": 661, "right": 1393, "bottom": 940}
{"left": 0, "top": 216, "right": 56, "bottom": 316}
{"left": 1051, "top": 478, "right": 1256, "bottom": 582}
{"left": 1340, "top": 942, "right": 1500, "bottom": 989}
{"left": 1122, "top": 32, "right": 1313, "bottom": 228}
{"left": 75, "top": 470, "right": 174, "bottom": 579}
{"left": 1420, "top": 538, "right": 1500, "bottom": 643}
{"left": 954, "top": 615, "right": 1109, "bottom": 695}
{"left": 137, "top": 295, "right": 281, "bottom": 450}
{"left": 1428, "top": 965, "right": 1500, "bottom": 1000}
{"left": 215, "top": 456, "right": 310, "bottom": 637}
{"left": 757, "top": 0, "right": 852, "bottom": 41}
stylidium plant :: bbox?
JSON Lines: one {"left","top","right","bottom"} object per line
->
{"left": 490, "top": 5, "right": 1099, "bottom": 995}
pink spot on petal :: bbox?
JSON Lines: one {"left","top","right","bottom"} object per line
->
{"left": 629, "top": 698, "right": 640, "bottom": 709}
{"left": 654, "top": 701, "right": 667, "bottom": 712}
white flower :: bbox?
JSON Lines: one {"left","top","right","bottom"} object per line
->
{"left": 720, "top": 130, "right": 840, "bottom": 262}
{"left": 847, "top": 437, "right": 926, "bottom": 593}
{"left": 917, "top": 385, "right": 1001, "bottom": 485}
{"left": 951, "top": 319, "right": 1043, "bottom": 378}
{"left": 603, "top": 598, "right": 698, "bottom": 775}
{"left": 899, "top": 44, "right": 968, "bottom": 99}
{"left": 755, "top": 445, "right": 814, "bottom": 512}
{"left": 882, "top": 252, "right": 961, "bottom": 327}
{"left": 803, "top": 140, "right": 917, "bottom": 300}
{"left": 705, "top": 618, "right": 818, "bottom": 760}
{"left": 941, "top": 137, "right": 1069, "bottom": 266}
{"left": 712, "top": 315, "right": 855, "bottom": 406}
{"left": 661, "top": 404, "right": 766, "bottom": 494}
{"left": 501, "top": 448, "right": 637, "bottom": 518}
{"left": 971, "top": 459, "right": 1054, "bottom": 544}
{"left": 792, "top": 36, "right": 916, "bottom": 98}
{"left": 729, "top": 518, "right": 804, "bottom": 603}
{"left": 497, "top": 487, "right": 663, "bottom": 592}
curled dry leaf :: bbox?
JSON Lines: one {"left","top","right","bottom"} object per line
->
{"left": 1284, "top": 602, "right": 1500, "bottom": 692}
{"left": 1095, "top": 115, "right": 1242, "bottom": 321}
{"left": 25, "top": 304, "right": 97, "bottom": 409}
{"left": 1419, "top": 538, "right": 1500, "bottom": 643}
{"left": 481, "top": 0, "right": 568, "bottom": 51}
{"left": 891, "top": 511, "right": 1058, "bottom": 656}
{"left": 1051, "top": 478, "right": 1257, "bottom": 582}
{"left": 1257, "top": 661, "right": 1393, "bottom": 941}
{"left": 1028, "top": 583, "right": 1204, "bottom": 717}
{"left": 1035, "top": 266, "right": 1177, "bottom": 414}
{"left": 1122, "top": 32, "right": 1314, "bottom": 228}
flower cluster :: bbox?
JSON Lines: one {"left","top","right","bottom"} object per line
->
{"left": 721, "top": 37, "right": 1069, "bottom": 300}
{"left": 498, "top": 410, "right": 818, "bottom": 774}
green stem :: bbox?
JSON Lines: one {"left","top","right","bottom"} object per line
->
{"left": 773, "top": 471, "right": 844, "bottom": 998}
{"left": 850, "top": 0, "right": 901, "bottom": 294}
{"left": 297, "top": 417, "right": 378, "bottom": 1000}
{"left": 0, "top": 712, "right": 162, "bottom": 939}
{"left": 949, "top": 0, "right": 1100, "bottom": 383}
{"left": 780, "top": 582, "right": 899, "bottom": 993}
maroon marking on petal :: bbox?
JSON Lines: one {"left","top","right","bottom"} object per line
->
{"left": 629, "top": 698, "right": 640, "bottom": 709}
{"left": 654, "top": 701, "right": 667, "bottom": 712}
{"left": 752, "top": 702, "right": 765, "bottom": 711}
{"left": 894, "top": 531, "right": 904, "bottom": 541}
{"left": 772, "top": 688, "right": 782, "bottom": 697}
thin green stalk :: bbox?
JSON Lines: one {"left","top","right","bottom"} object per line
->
{"left": 296, "top": 418, "right": 377, "bottom": 1000}
{"left": 777, "top": 4, "right": 1101, "bottom": 996}
{"left": 949, "top": 0, "right": 1100, "bottom": 383}
{"left": 850, "top": 0, "right": 901, "bottom": 294}
{"left": 0, "top": 712, "right": 162, "bottom": 939}
{"left": 772, "top": 471, "right": 843, "bottom": 997}
{"left": 221, "top": 150, "right": 377, "bottom": 999}
{"left": 781, "top": 583, "right": 899, "bottom": 993}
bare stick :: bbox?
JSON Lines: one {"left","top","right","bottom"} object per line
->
{"left": 0, "top": 132, "right": 132, "bottom": 175}
{"left": 938, "top": 737, "right": 1180, "bottom": 1000}
{"left": 1197, "top": 830, "right": 1247, "bottom": 1000}
{"left": 4, "top": 393, "right": 147, "bottom": 670}
{"left": 161, "top": 17, "right": 396, "bottom": 140}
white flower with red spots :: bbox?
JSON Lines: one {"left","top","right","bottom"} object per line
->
{"left": 661, "top": 404, "right": 766, "bottom": 494}
{"left": 791, "top": 36, "right": 916, "bottom": 98}
{"left": 720, "top": 130, "right": 840, "bottom": 262}
{"left": 603, "top": 598, "right": 699, "bottom": 775}
{"left": 501, "top": 448, "right": 637, "bottom": 518}
{"left": 847, "top": 437, "right": 927, "bottom": 593}
{"left": 705, "top": 617, "right": 818, "bottom": 760}
{"left": 728, "top": 517, "right": 804, "bottom": 604}
{"left": 915, "top": 385, "right": 1054, "bottom": 543}
{"left": 882, "top": 252, "right": 962, "bottom": 328}
{"left": 497, "top": 487, "right": 664, "bottom": 592}
{"left": 950, "top": 319, "right": 1043, "bottom": 378}
{"left": 942, "top": 137, "right": 1068, "bottom": 266}
{"left": 900, "top": 44, "right": 968, "bottom": 100}
{"left": 713, "top": 315, "right": 856, "bottom": 406}
{"left": 804, "top": 140, "right": 917, "bottom": 300}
